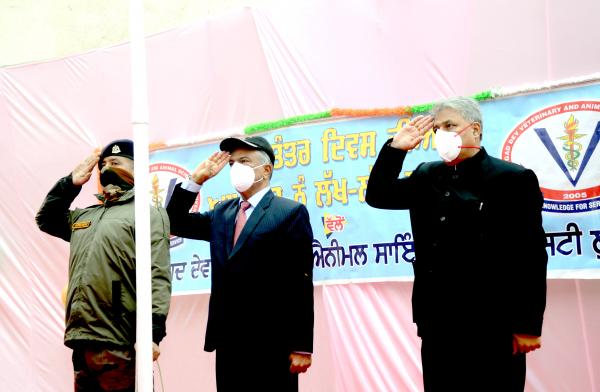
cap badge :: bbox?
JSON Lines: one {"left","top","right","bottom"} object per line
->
{"left": 111, "top": 145, "right": 121, "bottom": 154}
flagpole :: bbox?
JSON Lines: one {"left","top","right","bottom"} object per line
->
{"left": 129, "top": 0, "right": 153, "bottom": 390}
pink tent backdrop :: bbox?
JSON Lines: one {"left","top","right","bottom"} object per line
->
{"left": 1, "top": 1, "right": 600, "bottom": 390}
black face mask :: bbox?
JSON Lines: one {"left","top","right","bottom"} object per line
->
{"left": 100, "top": 167, "right": 134, "bottom": 191}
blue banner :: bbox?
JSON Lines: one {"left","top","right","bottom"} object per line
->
{"left": 150, "top": 84, "right": 600, "bottom": 294}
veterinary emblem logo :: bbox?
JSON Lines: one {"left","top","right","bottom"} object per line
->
{"left": 502, "top": 100, "right": 600, "bottom": 213}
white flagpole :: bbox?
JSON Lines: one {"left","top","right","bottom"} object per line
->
{"left": 129, "top": 0, "right": 153, "bottom": 390}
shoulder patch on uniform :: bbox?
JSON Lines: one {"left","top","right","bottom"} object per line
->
{"left": 72, "top": 221, "right": 92, "bottom": 230}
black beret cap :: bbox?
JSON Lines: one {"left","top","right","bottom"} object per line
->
{"left": 219, "top": 136, "right": 275, "bottom": 164}
{"left": 98, "top": 139, "right": 134, "bottom": 168}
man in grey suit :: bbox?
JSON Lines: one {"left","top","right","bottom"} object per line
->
{"left": 166, "top": 136, "right": 314, "bottom": 391}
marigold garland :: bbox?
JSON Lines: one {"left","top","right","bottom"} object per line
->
{"left": 330, "top": 91, "right": 495, "bottom": 119}
{"left": 244, "top": 111, "right": 332, "bottom": 135}
{"left": 330, "top": 107, "right": 412, "bottom": 117}
{"left": 471, "top": 91, "right": 495, "bottom": 101}
{"left": 149, "top": 141, "right": 167, "bottom": 152}
{"left": 410, "top": 103, "right": 435, "bottom": 114}
{"left": 237, "top": 88, "right": 510, "bottom": 135}
{"left": 243, "top": 89, "right": 495, "bottom": 135}
{"left": 146, "top": 74, "right": 599, "bottom": 151}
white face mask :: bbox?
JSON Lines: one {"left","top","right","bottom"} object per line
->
{"left": 435, "top": 129, "right": 463, "bottom": 162}
{"left": 229, "top": 161, "right": 265, "bottom": 192}
{"left": 435, "top": 123, "right": 479, "bottom": 163}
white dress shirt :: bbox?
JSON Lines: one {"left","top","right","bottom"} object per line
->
{"left": 181, "top": 179, "right": 269, "bottom": 219}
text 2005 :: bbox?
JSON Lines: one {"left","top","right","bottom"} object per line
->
{"left": 563, "top": 192, "right": 587, "bottom": 200}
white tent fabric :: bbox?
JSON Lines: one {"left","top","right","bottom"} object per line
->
{"left": 1, "top": 1, "right": 600, "bottom": 390}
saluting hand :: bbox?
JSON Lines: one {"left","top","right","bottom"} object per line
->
{"left": 189, "top": 151, "right": 230, "bottom": 185}
{"left": 72, "top": 152, "right": 101, "bottom": 186}
{"left": 390, "top": 115, "right": 434, "bottom": 151}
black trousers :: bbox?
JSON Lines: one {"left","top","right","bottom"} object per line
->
{"left": 420, "top": 332, "right": 526, "bottom": 392}
{"left": 215, "top": 348, "right": 298, "bottom": 392}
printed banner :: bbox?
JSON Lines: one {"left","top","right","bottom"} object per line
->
{"left": 150, "top": 84, "right": 600, "bottom": 294}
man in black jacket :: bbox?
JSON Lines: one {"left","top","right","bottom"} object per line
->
{"left": 366, "top": 97, "right": 547, "bottom": 391}
{"left": 166, "top": 136, "right": 314, "bottom": 391}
